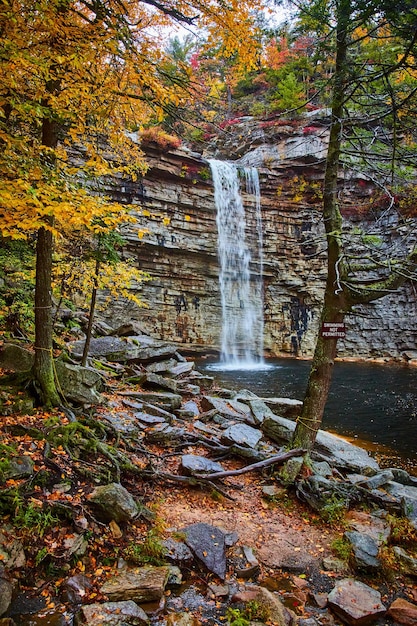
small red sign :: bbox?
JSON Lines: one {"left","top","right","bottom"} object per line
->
{"left": 321, "top": 322, "right": 346, "bottom": 338}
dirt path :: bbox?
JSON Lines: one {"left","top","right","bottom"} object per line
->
{"left": 158, "top": 470, "right": 337, "bottom": 576}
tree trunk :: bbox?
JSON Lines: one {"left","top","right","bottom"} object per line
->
{"left": 33, "top": 114, "right": 61, "bottom": 407}
{"left": 34, "top": 222, "right": 60, "bottom": 407}
{"left": 291, "top": 0, "right": 351, "bottom": 451}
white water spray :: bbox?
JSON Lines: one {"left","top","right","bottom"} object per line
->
{"left": 209, "top": 159, "right": 265, "bottom": 369}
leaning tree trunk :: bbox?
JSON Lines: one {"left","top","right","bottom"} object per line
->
{"left": 291, "top": 0, "right": 351, "bottom": 451}
{"left": 33, "top": 115, "right": 61, "bottom": 407}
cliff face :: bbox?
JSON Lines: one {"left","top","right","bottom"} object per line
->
{"left": 102, "top": 117, "right": 417, "bottom": 361}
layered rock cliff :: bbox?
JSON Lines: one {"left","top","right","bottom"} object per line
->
{"left": 101, "top": 116, "right": 417, "bottom": 361}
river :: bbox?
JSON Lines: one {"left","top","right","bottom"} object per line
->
{"left": 197, "top": 357, "right": 417, "bottom": 473}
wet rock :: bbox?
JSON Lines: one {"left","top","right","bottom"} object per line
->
{"left": 180, "top": 454, "right": 224, "bottom": 476}
{"left": 63, "top": 574, "right": 93, "bottom": 605}
{"left": 260, "top": 397, "right": 303, "bottom": 419}
{"left": 221, "top": 424, "right": 262, "bottom": 449}
{"left": 344, "top": 531, "right": 380, "bottom": 570}
{"left": 124, "top": 341, "right": 179, "bottom": 364}
{"left": 262, "top": 485, "right": 287, "bottom": 499}
{"left": 54, "top": 361, "right": 103, "bottom": 405}
{"left": 88, "top": 483, "right": 139, "bottom": 522}
{"left": 100, "top": 566, "right": 170, "bottom": 602}
{"left": 135, "top": 413, "right": 168, "bottom": 426}
{"left": 311, "top": 461, "right": 333, "bottom": 477}
{"left": 77, "top": 600, "right": 149, "bottom": 625}
{"left": 208, "top": 583, "right": 229, "bottom": 598}
{"left": 182, "top": 523, "right": 227, "bottom": 580}
{"left": 392, "top": 546, "right": 417, "bottom": 577}
{"left": 387, "top": 597, "right": 417, "bottom": 626}
{"left": 242, "top": 398, "right": 276, "bottom": 425}
{"left": 327, "top": 578, "right": 386, "bottom": 625}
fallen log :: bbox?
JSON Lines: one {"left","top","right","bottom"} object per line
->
{"left": 193, "top": 448, "right": 305, "bottom": 479}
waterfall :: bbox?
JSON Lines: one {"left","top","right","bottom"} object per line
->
{"left": 209, "top": 159, "right": 265, "bottom": 368}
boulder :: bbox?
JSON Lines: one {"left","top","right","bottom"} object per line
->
{"left": 327, "top": 578, "right": 386, "bottom": 625}
{"left": 143, "top": 373, "right": 178, "bottom": 393}
{"left": 200, "top": 396, "right": 249, "bottom": 420}
{"left": 221, "top": 424, "right": 262, "bottom": 449}
{"left": 88, "top": 483, "right": 139, "bottom": 522}
{"left": 344, "top": 531, "right": 380, "bottom": 570}
{"left": 0, "top": 343, "right": 34, "bottom": 372}
{"left": 99, "top": 566, "right": 169, "bottom": 602}
{"left": 182, "top": 523, "right": 227, "bottom": 580}
{"left": 54, "top": 361, "right": 103, "bottom": 405}
{"left": 262, "top": 414, "right": 380, "bottom": 473}
{"left": 384, "top": 482, "right": 417, "bottom": 529}
{"left": 387, "top": 597, "right": 417, "bottom": 626}
{"left": 180, "top": 454, "right": 224, "bottom": 476}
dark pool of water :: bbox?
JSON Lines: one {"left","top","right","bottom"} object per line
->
{"left": 196, "top": 357, "right": 417, "bottom": 467}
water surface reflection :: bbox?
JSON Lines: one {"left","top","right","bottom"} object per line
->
{"left": 198, "top": 358, "right": 417, "bottom": 469}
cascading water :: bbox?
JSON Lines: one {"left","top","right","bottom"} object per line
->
{"left": 209, "top": 159, "right": 265, "bottom": 369}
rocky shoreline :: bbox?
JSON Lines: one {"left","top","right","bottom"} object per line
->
{"left": 0, "top": 334, "right": 417, "bottom": 625}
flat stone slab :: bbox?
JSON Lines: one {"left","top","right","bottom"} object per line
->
{"left": 201, "top": 396, "right": 249, "bottom": 420}
{"left": 182, "top": 523, "right": 227, "bottom": 580}
{"left": 121, "top": 392, "right": 182, "bottom": 410}
{"left": 262, "top": 414, "right": 380, "bottom": 473}
{"left": 328, "top": 578, "right": 386, "bottom": 625}
{"left": 100, "top": 566, "right": 170, "bottom": 602}
{"left": 221, "top": 424, "right": 262, "bottom": 449}
{"left": 79, "top": 600, "right": 149, "bottom": 625}
{"left": 180, "top": 454, "right": 224, "bottom": 476}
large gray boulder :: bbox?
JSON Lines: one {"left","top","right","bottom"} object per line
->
{"left": 0, "top": 343, "right": 34, "bottom": 372}
{"left": 262, "top": 414, "right": 380, "bottom": 473}
{"left": 55, "top": 361, "right": 103, "bottom": 405}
